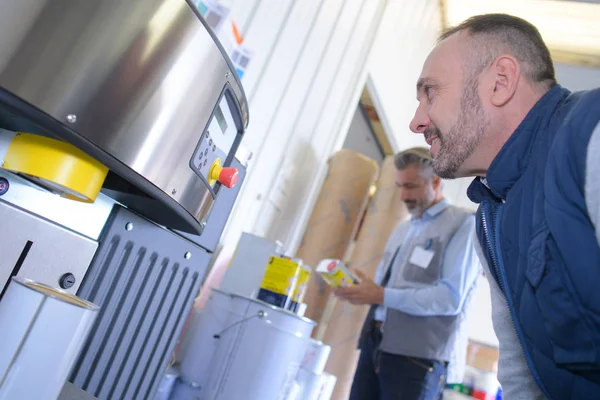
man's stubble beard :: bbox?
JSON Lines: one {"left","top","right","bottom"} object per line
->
{"left": 432, "top": 74, "right": 488, "bottom": 179}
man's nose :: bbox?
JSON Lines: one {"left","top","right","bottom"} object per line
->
{"left": 410, "top": 103, "right": 430, "bottom": 134}
{"left": 399, "top": 189, "right": 410, "bottom": 201}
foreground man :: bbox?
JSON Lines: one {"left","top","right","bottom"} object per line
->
{"left": 410, "top": 13, "right": 600, "bottom": 399}
{"left": 334, "top": 148, "right": 480, "bottom": 400}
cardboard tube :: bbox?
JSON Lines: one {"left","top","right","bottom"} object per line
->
{"left": 0, "top": 277, "right": 98, "bottom": 400}
{"left": 321, "top": 156, "right": 408, "bottom": 400}
{"left": 296, "top": 150, "right": 378, "bottom": 326}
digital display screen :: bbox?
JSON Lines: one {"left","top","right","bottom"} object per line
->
{"left": 214, "top": 105, "right": 228, "bottom": 134}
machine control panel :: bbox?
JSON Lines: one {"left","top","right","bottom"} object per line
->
{"left": 190, "top": 90, "right": 239, "bottom": 192}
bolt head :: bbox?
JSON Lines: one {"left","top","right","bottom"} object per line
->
{"left": 59, "top": 273, "right": 76, "bottom": 289}
{"left": 172, "top": 189, "right": 177, "bottom": 195}
{"left": 225, "top": 72, "right": 231, "bottom": 79}
{"left": 184, "top": 252, "right": 192, "bottom": 260}
{"left": 125, "top": 222, "right": 133, "bottom": 231}
{"left": 66, "top": 114, "right": 77, "bottom": 123}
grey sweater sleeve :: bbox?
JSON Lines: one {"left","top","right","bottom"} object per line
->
{"left": 585, "top": 122, "right": 600, "bottom": 246}
{"left": 472, "top": 234, "right": 545, "bottom": 399}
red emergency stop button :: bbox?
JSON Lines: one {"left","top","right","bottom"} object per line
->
{"left": 218, "top": 167, "right": 238, "bottom": 188}
{"left": 209, "top": 159, "right": 239, "bottom": 188}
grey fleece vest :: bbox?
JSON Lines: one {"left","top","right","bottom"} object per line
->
{"left": 359, "top": 205, "right": 472, "bottom": 362}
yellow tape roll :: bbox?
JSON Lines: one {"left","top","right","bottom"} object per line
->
{"left": 2, "top": 133, "right": 108, "bottom": 202}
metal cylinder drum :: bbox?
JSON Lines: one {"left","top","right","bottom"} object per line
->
{"left": 178, "top": 290, "right": 235, "bottom": 391}
{"left": 200, "top": 289, "right": 316, "bottom": 400}
{"left": 0, "top": 277, "right": 98, "bottom": 400}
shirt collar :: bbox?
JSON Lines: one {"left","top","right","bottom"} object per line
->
{"left": 412, "top": 199, "right": 450, "bottom": 221}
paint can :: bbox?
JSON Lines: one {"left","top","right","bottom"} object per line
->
{"left": 203, "top": 289, "right": 316, "bottom": 400}
{"left": 257, "top": 256, "right": 308, "bottom": 309}
{"left": 179, "top": 290, "right": 235, "bottom": 393}
{"left": 288, "top": 264, "right": 312, "bottom": 313}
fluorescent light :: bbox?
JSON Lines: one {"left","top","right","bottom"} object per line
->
{"left": 444, "top": 0, "right": 600, "bottom": 64}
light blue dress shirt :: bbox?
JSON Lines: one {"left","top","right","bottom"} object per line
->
{"left": 374, "top": 199, "right": 480, "bottom": 321}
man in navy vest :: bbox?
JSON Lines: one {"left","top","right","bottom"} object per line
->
{"left": 409, "top": 13, "right": 600, "bottom": 399}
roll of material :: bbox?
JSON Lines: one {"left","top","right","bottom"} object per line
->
{"left": 0, "top": 277, "right": 98, "bottom": 400}
{"left": 0, "top": 130, "right": 108, "bottom": 203}
{"left": 321, "top": 156, "right": 408, "bottom": 400}
{"left": 296, "top": 150, "right": 378, "bottom": 326}
{"left": 318, "top": 373, "right": 337, "bottom": 400}
{"left": 301, "top": 339, "right": 332, "bottom": 375}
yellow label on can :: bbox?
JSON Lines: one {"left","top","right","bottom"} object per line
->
{"left": 259, "top": 256, "right": 302, "bottom": 296}
{"left": 292, "top": 266, "right": 311, "bottom": 302}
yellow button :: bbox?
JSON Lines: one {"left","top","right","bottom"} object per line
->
{"left": 209, "top": 158, "right": 222, "bottom": 186}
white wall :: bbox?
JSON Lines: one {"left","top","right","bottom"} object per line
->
{"left": 342, "top": 106, "right": 385, "bottom": 165}
{"left": 367, "top": 0, "right": 477, "bottom": 212}
{"left": 218, "top": 0, "right": 388, "bottom": 256}
{"left": 555, "top": 62, "right": 600, "bottom": 91}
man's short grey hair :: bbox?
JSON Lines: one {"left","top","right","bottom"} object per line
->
{"left": 394, "top": 147, "right": 435, "bottom": 180}
{"left": 439, "top": 14, "right": 556, "bottom": 90}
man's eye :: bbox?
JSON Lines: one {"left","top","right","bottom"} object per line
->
{"left": 425, "top": 86, "right": 434, "bottom": 100}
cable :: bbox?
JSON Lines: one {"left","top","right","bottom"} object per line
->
{"left": 213, "top": 310, "right": 267, "bottom": 339}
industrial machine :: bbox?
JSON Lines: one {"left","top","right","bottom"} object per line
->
{"left": 0, "top": 1, "right": 249, "bottom": 399}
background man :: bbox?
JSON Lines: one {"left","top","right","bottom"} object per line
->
{"left": 409, "top": 13, "right": 600, "bottom": 399}
{"left": 334, "top": 147, "right": 480, "bottom": 400}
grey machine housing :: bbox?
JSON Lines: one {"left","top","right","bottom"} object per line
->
{"left": 0, "top": 1, "right": 249, "bottom": 399}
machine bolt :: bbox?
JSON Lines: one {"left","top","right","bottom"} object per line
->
{"left": 0, "top": 177, "right": 9, "bottom": 196}
{"left": 184, "top": 252, "right": 192, "bottom": 260}
{"left": 125, "top": 222, "right": 133, "bottom": 231}
{"left": 258, "top": 310, "right": 267, "bottom": 318}
{"left": 66, "top": 114, "right": 77, "bottom": 123}
{"left": 172, "top": 189, "right": 177, "bottom": 195}
{"left": 59, "top": 273, "right": 76, "bottom": 289}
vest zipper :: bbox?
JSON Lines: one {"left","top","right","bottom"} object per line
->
{"left": 480, "top": 202, "right": 551, "bottom": 399}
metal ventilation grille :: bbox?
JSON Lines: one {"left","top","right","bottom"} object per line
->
{"left": 70, "top": 206, "right": 210, "bottom": 400}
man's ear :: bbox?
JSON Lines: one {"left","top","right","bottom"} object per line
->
{"left": 432, "top": 175, "right": 442, "bottom": 190}
{"left": 490, "top": 55, "right": 519, "bottom": 107}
